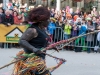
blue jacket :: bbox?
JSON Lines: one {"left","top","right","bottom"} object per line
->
{"left": 79, "top": 25, "right": 87, "bottom": 38}
{"left": 48, "top": 22, "right": 56, "bottom": 35}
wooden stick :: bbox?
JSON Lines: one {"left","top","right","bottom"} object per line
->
{"left": 0, "top": 30, "right": 99, "bottom": 70}
{"left": 0, "top": 59, "right": 22, "bottom": 70}
{"left": 42, "top": 30, "right": 100, "bottom": 51}
{"left": 42, "top": 52, "right": 66, "bottom": 62}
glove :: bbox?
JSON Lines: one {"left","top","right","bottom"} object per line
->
{"left": 33, "top": 48, "right": 42, "bottom": 55}
{"left": 35, "top": 50, "right": 42, "bottom": 55}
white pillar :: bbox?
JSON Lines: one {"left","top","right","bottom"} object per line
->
{"left": 56, "top": 0, "right": 60, "bottom": 11}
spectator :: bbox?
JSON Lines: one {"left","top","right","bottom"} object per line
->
{"left": 13, "top": 6, "right": 19, "bottom": 12}
{"left": 29, "top": 6, "right": 34, "bottom": 11}
{"left": 13, "top": 11, "right": 23, "bottom": 25}
{"left": 92, "top": 16, "right": 97, "bottom": 29}
{"left": 9, "top": 9, "right": 14, "bottom": 15}
{"left": 53, "top": 18, "right": 64, "bottom": 42}
{"left": 86, "top": 14, "right": 92, "bottom": 21}
{"left": 75, "top": 7, "right": 81, "bottom": 16}
{"left": 2, "top": 10, "right": 14, "bottom": 26}
{"left": 47, "top": 18, "right": 56, "bottom": 42}
{"left": 72, "top": 24, "right": 78, "bottom": 37}
{"left": 13, "top": 1, "right": 20, "bottom": 8}
{"left": 86, "top": 20, "right": 95, "bottom": 53}
{"left": 91, "top": 6, "right": 98, "bottom": 17}
{"left": 96, "top": 17, "right": 100, "bottom": 30}
{"left": 61, "top": 10, "right": 66, "bottom": 21}
{"left": 20, "top": 12, "right": 25, "bottom": 23}
{"left": 67, "top": 14, "right": 72, "bottom": 23}
{"left": 64, "top": 21, "right": 72, "bottom": 39}
{"left": 73, "top": 15, "right": 79, "bottom": 21}
{"left": 19, "top": 7, "right": 25, "bottom": 14}
{"left": 69, "top": 8, "right": 74, "bottom": 18}
{"left": 0, "top": 8, "right": 4, "bottom": 23}
{"left": 76, "top": 17, "right": 82, "bottom": 25}
{"left": 80, "top": 7, "right": 84, "bottom": 17}
{"left": 23, "top": 9, "right": 28, "bottom": 20}
{"left": 75, "top": 17, "right": 82, "bottom": 33}
{"left": 6, "top": 1, "right": 13, "bottom": 10}
{"left": 50, "top": 8, "right": 55, "bottom": 17}
{"left": 76, "top": 19, "right": 87, "bottom": 51}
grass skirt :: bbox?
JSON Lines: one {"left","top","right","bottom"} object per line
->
{"left": 12, "top": 51, "right": 48, "bottom": 75}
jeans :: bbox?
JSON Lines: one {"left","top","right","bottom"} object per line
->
{"left": 64, "top": 34, "right": 70, "bottom": 40}
{"left": 87, "top": 41, "right": 91, "bottom": 53}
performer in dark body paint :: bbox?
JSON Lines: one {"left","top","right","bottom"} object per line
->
{"left": 13, "top": 7, "right": 51, "bottom": 75}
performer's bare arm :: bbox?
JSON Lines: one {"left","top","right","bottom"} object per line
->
{"left": 19, "top": 28, "right": 39, "bottom": 52}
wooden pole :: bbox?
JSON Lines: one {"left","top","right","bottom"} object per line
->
{"left": 0, "top": 59, "right": 22, "bottom": 70}
{"left": 0, "top": 30, "right": 99, "bottom": 70}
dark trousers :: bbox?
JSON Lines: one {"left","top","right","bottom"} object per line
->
{"left": 87, "top": 42, "right": 91, "bottom": 53}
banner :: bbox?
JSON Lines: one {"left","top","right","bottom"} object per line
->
{"left": 0, "top": 24, "right": 29, "bottom": 43}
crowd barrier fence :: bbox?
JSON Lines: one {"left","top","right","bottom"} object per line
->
{"left": 52, "top": 27, "right": 100, "bottom": 51}
{"left": 0, "top": 25, "right": 100, "bottom": 50}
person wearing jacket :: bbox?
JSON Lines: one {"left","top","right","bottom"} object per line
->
{"left": 13, "top": 11, "right": 22, "bottom": 25}
{"left": 86, "top": 20, "right": 95, "bottom": 53}
{"left": 75, "top": 19, "right": 87, "bottom": 51}
{"left": 2, "top": 10, "right": 14, "bottom": 26}
{"left": 47, "top": 18, "right": 56, "bottom": 42}
{"left": 64, "top": 21, "right": 72, "bottom": 39}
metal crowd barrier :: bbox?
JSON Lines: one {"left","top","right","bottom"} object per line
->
{"left": 72, "top": 32, "right": 100, "bottom": 49}
{"left": 51, "top": 27, "right": 100, "bottom": 51}
{"left": 1, "top": 26, "right": 100, "bottom": 50}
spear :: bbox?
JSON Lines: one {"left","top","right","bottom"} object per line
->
{"left": 43, "top": 30, "right": 100, "bottom": 51}
{"left": 0, "top": 51, "right": 66, "bottom": 70}
{"left": 0, "top": 59, "right": 22, "bottom": 70}
{"left": 0, "top": 30, "right": 99, "bottom": 70}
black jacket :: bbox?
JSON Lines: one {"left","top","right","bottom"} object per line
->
{"left": 2, "top": 14, "right": 14, "bottom": 25}
{"left": 0, "top": 13, "right": 4, "bottom": 23}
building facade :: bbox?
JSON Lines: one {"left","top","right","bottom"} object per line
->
{"left": 27, "top": 0, "right": 100, "bottom": 11}
{"left": 2, "top": 0, "right": 100, "bottom": 11}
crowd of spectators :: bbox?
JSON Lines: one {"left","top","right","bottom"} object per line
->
{"left": 47, "top": 6, "right": 100, "bottom": 53}
{"left": 0, "top": 1, "right": 100, "bottom": 53}
{"left": 0, "top": 1, "right": 28, "bottom": 26}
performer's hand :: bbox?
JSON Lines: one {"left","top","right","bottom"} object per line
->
{"left": 35, "top": 50, "right": 42, "bottom": 55}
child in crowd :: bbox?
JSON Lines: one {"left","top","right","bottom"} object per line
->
{"left": 64, "top": 20, "right": 72, "bottom": 39}
{"left": 47, "top": 18, "right": 56, "bottom": 43}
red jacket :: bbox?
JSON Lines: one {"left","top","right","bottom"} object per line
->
{"left": 14, "top": 16, "right": 23, "bottom": 25}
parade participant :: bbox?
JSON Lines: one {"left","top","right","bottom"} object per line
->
{"left": 12, "top": 7, "right": 51, "bottom": 75}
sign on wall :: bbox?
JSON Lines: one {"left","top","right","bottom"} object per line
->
{"left": 0, "top": 24, "right": 28, "bottom": 43}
